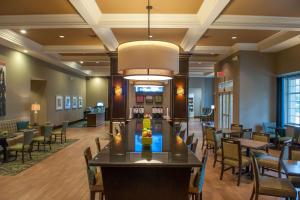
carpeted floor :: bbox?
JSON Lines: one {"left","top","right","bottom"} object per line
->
{"left": 69, "top": 120, "right": 87, "bottom": 128}
{"left": 0, "top": 139, "right": 79, "bottom": 176}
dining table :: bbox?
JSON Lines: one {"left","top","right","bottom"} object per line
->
{"left": 235, "top": 138, "right": 269, "bottom": 156}
{"left": 90, "top": 119, "right": 202, "bottom": 200}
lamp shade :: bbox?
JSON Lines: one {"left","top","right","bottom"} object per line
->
{"left": 31, "top": 103, "right": 40, "bottom": 111}
{"left": 118, "top": 41, "right": 179, "bottom": 80}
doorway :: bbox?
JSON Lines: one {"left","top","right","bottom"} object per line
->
{"left": 218, "top": 92, "right": 233, "bottom": 129}
{"left": 30, "top": 80, "right": 47, "bottom": 124}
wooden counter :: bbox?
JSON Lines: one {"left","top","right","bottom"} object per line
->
{"left": 87, "top": 112, "right": 105, "bottom": 127}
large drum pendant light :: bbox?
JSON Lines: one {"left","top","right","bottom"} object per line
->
{"left": 118, "top": 0, "right": 179, "bottom": 81}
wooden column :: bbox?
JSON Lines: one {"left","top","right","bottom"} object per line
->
{"left": 172, "top": 54, "right": 190, "bottom": 133}
{"left": 108, "top": 53, "right": 128, "bottom": 133}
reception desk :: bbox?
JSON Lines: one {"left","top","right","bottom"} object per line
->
{"left": 86, "top": 112, "right": 105, "bottom": 127}
{"left": 89, "top": 119, "right": 201, "bottom": 200}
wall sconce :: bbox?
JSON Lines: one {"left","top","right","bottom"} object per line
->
{"left": 176, "top": 87, "right": 184, "bottom": 95}
{"left": 115, "top": 86, "right": 122, "bottom": 96}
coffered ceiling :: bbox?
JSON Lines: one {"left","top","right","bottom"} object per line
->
{"left": 96, "top": 0, "right": 203, "bottom": 14}
{"left": 0, "top": 0, "right": 299, "bottom": 77}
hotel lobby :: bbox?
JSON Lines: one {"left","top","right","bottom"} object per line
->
{"left": 0, "top": 0, "right": 300, "bottom": 200}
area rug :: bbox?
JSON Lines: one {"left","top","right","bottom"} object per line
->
{"left": 69, "top": 120, "right": 87, "bottom": 128}
{"left": 0, "top": 139, "right": 78, "bottom": 176}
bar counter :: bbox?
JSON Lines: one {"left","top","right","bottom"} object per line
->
{"left": 90, "top": 119, "right": 201, "bottom": 200}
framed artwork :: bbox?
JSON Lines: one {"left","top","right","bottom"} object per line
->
{"left": 56, "top": 96, "right": 63, "bottom": 110}
{"left": 78, "top": 96, "right": 83, "bottom": 108}
{"left": 0, "top": 61, "right": 6, "bottom": 116}
{"left": 136, "top": 95, "right": 144, "bottom": 103}
{"left": 65, "top": 96, "right": 71, "bottom": 110}
{"left": 72, "top": 96, "right": 78, "bottom": 109}
{"left": 145, "top": 95, "right": 153, "bottom": 104}
{"left": 155, "top": 95, "right": 162, "bottom": 104}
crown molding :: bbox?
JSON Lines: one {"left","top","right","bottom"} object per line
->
{"left": 0, "top": 14, "right": 89, "bottom": 29}
{"left": 61, "top": 55, "right": 110, "bottom": 62}
{"left": 0, "top": 29, "right": 86, "bottom": 76}
{"left": 69, "top": 0, "right": 119, "bottom": 51}
{"left": 211, "top": 15, "right": 300, "bottom": 31}
{"left": 43, "top": 45, "right": 107, "bottom": 53}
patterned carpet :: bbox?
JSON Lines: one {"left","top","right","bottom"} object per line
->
{"left": 0, "top": 139, "right": 78, "bottom": 176}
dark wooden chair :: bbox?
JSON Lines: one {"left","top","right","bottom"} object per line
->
{"left": 8, "top": 130, "right": 34, "bottom": 163}
{"left": 191, "top": 138, "right": 199, "bottom": 154}
{"left": 288, "top": 145, "right": 300, "bottom": 188}
{"left": 220, "top": 138, "right": 250, "bottom": 186}
{"left": 230, "top": 123, "right": 243, "bottom": 138}
{"left": 33, "top": 125, "right": 53, "bottom": 151}
{"left": 84, "top": 147, "right": 104, "bottom": 200}
{"left": 189, "top": 149, "right": 208, "bottom": 200}
{"left": 95, "top": 137, "right": 101, "bottom": 153}
{"left": 242, "top": 128, "right": 252, "bottom": 139}
{"left": 252, "top": 132, "right": 270, "bottom": 153}
{"left": 213, "top": 130, "right": 223, "bottom": 167}
{"left": 52, "top": 121, "right": 68, "bottom": 143}
{"left": 250, "top": 154, "right": 296, "bottom": 200}
{"left": 186, "top": 133, "right": 195, "bottom": 146}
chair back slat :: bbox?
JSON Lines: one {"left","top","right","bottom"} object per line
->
{"left": 95, "top": 137, "right": 101, "bottom": 153}
{"left": 23, "top": 130, "right": 34, "bottom": 146}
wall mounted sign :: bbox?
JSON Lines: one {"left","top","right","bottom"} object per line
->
{"left": 218, "top": 80, "right": 233, "bottom": 92}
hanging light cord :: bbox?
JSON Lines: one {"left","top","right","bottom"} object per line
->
{"left": 146, "top": 0, "right": 152, "bottom": 39}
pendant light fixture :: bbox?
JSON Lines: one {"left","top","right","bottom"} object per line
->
{"left": 118, "top": 0, "right": 179, "bottom": 81}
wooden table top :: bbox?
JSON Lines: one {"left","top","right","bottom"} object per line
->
{"left": 217, "top": 128, "right": 241, "bottom": 134}
{"left": 281, "top": 160, "right": 300, "bottom": 176}
{"left": 236, "top": 138, "right": 268, "bottom": 149}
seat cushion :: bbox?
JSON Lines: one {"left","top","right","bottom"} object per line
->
{"left": 259, "top": 176, "right": 296, "bottom": 198}
{"left": 278, "top": 136, "right": 293, "bottom": 142}
{"left": 6, "top": 130, "right": 39, "bottom": 146}
{"left": 257, "top": 154, "right": 279, "bottom": 170}
{"left": 224, "top": 156, "right": 250, "bottom": 167}
{"left": 33, "top": 136, "right": 45, "bottom": 142}
{"left": 288, "top": 176, "right": 300, "bottom": 188}
{"left": 8, "top": 143, "right": 30, "bottom": 151}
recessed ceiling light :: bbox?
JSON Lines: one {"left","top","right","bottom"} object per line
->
{"left": 23, "top": 50, "right": 28, "bottom": 53}
{"left": 80, "top": 61, "right": 84, "bottom": 64}
{"left": 20, "top": 29, "right": 27, "bottom": 34}
{"left": 59, "top": 35, "right": 65, "bottom": 38}
{"left": 232, "top": 36, "right": 237, "bottom": 40}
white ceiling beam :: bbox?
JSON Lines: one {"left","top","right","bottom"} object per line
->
{"left": 180, "top": 0, "right": 231, "bottom": 52}
{"left": 211, "top": 15, "right": 300, "bottom": 31}
{"left": 258, "top": 31, "right": 300, "bottom": 52}
{"left": 69, "top": 0, "right": 119, "bottom": 51}
{"left": 43, "top": 45, "right": 107, "bottom": 54}
{"left": 192, "top": 46, "right": 231, "bottom": 54}
{"left": 99, "top": 14, "right": 199, "bottom": 28}
{"left": 0, "top": 14, "right": 89, "bottom": 29}
{"left": 0, "top": 29, "right": 86, "bottom": 76}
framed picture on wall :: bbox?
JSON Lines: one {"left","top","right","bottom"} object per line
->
{"left": 136, "top": 95, "right": 144, "bottom": 103}
{"left": 65, "top": 96, "right": 71, "bottom": 110}
{"left": 155, "top": 95, "right": 162, "bottom": 104}
{"left": 145, "top": 95, "right": 153, "bottom": 104}
{"left": 72, "top": 96, "right": 78, "bottom": 109}
{"left": 78, "top": 96, "right": 83, "bottom": 108}
{"left": 56, "top": 96, "right": 63, "bottom": 110}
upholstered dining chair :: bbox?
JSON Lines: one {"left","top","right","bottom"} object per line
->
{"left": 8, "top": 130, "right": 34, "bottom": 163}
{"left": 95, "top": 137, "right": 101, "bottom": 153}
{"left": 230, "top": 123, "right": 243, "bottom": 138}
{"left": 205, "top": 127, "right": 216, "bottom": 150}
{"left": 250, "top": 154, "right": 296, "bottom": 200}
{"left": 220, "top": 138, "right": 251, "bottom": 186}
{"left": 52, "top": 121, "right": 68, "bottom": 143}
{"left": 33, "top": 125, "right": 53, "bottom": 151}
{"left": 256, "top": 142, "right": 289, "bottom": 178}
{"left": 287, "top": 146, "right": 300, "bottom": 189}
{"left": 252, "top": 132, "right": 270, "bottom": 154}
{"left": 186, "top": 133, "right": 195, "bottom": 146}
{"left": 191, "top": 138, "right": 199, "bottom": 154}
{"left": 242, "top": 128, "right": 253, "bottom": 139}
{"left": 84, "top": 147, "right": 104, "bottom": 200}
{"left": 213, "top": 131, "right": 223, "bottom": 167}
{"left": 179, "top": 128, "right": 186, "bottom": 140}
{"left": 189, "top": 149, "right": 208, "bottom": 200}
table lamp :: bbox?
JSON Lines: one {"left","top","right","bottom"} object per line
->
{"left": 31, "top": 103, "right": 40, "bottom": 125}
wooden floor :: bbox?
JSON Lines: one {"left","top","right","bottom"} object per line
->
{"left": 0, "top": 120, "right": 283, "bottom": 200}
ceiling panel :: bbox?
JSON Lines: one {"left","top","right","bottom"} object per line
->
{"left": 96, "top": 0, "right": 203, "bottom": 14}
{"left": 112, "top": 28, "right": 187, "bottom": 45}
{"left": 15, "top": 29, "right": 102, "bottom": 46}
{"left": 222, "top": 0, "right": 300, "bottom": 17}
{"left": 198, "top": 29, "right": 278, "bottom": 46}
{"left": 0, "top": 0, "right": 77, "bottom": 15}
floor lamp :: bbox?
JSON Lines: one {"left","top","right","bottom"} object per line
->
{"left": 31, "top": 103, "right": 40, "bottom": 126}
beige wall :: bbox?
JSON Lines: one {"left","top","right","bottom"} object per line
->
{"left": 0, "top": 45, "right": 86, "bottom": 126}
{"left": 275, "top": 44, "right": 300, "bottom": 75}
{"left": 86, "top": 77, "right": 108, "bottom": 107}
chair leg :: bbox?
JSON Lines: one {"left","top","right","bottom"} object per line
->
{"left": 199, "top": 192, "right": 202, "bottom": 200}
{"left": 90, "top": 191, "right": 96, "bottom": 200}
{"left": 37, "top": 142, "right": 40, "bottom": 151}
{"left": 250, "top": 186, "right": 255, "bottom": 200}
{"left": 220, "top": 163, "right": 224, "bottom": 180}
{"left": 232, "top": 167, "right": 235, "bottom": 174}
{"left": 61, "top": 134, "right": 63, "bottom": 144}
{"left": 213, "top": 154, "right": 217, "bottom": 167}
{"left": 22, "top": 151, "right": 24, "bottom": 163}
{"left": 261, "top": 167, "right": 264, "bottom": 175}
{"left": 237, "top": 167, "right": 241, "bottom": 186}
{"left": 29, "top": 151, "right": 32, "bottom": 159}
{"left": 254, "top": 193, "right": 259, "bottom": 200}
{"left": 49, "top": 142, "right": 52, "bottom": 150}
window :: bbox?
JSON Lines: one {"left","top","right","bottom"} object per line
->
{"left": 286, "top": 75, "right": 300, "bottom": 125}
